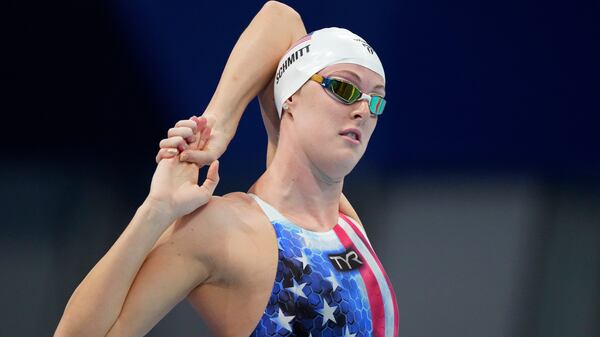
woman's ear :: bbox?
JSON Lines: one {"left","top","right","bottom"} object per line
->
{"left": 282, "top": 97, "right": 294, "bottom": 117}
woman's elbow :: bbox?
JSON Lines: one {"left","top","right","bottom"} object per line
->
{"left": 261, "top": 1, "right": 302, "bottom": 23}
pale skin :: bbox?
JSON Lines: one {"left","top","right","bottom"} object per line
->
{"left": 154, "top": 2, "right": 363, "bottom": 223}
{"left": 54, "top": 2, "right": 385, "bottom": 337}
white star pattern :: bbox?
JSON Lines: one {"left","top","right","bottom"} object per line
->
{"left": 258, "top": 222, "right": 378, "bottom": 336}
{"left": 343, "top": 326, "right": 357, "bottom": 337}
{"left": 326, "top": 274, "right": 341, "bottom": 292}
{"left": 298, "top": 230, "right": 312, "bottom": 248}
{"left": 270, "top": 308, "right": 295, "bottom": 332}
{"left": 317, "top": 298, "right": 338, "bottom": 326}
{"left": 286, "top": 278, "right": 308, "bottom": 299}
{"left": 295, "top": 251, "right": 310, "bottom": 270}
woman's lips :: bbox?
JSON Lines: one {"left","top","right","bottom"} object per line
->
{"left": 339, "top": 128, "right": 362, "bottom": 144}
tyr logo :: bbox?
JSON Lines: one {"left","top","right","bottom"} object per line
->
{"left": 328, "top": 249, "right": 363, "bottom": 271}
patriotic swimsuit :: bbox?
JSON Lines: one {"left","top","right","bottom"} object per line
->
{"left": 248, "top": 194, "right": 398, "bottom": 337}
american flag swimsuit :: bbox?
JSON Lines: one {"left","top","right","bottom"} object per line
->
{"left": 248, "top": 194, "right": 398, "bottom": 337}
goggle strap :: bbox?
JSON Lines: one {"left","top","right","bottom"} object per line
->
{"left": 311, "top": 74, "right": 329, "bottom": 87}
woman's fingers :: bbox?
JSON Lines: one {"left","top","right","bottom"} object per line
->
{"left": 191, "top": 115, "right": 209, "bottom": 129}
{"left": 179, "top": 148, "right": 217, "bottom": 164}
{"left": 166, "top": 116, "right": 208, "bottom": 143}
{"left": 194, "top": 160, "right": 220, "bottom": 202}
{"left": 156, "top": 116, "right": 212, "bottom": 162}
{"left": 174, "top": 119, "right": 198, "bottom": 132}
{"left": 196, "top": 126, "right": 212, "bottom": 150}
{"left": 180, "top": 126, "right": 213, "bottom": 163}
{"left": 155, "top": 116, "right": 211, "bottom": 164}
{"left": 155, "top": 148, "right": 179, "bottom": 164}
{"left": 167, "top": 127, "right": 196, "bottom": 143}
{"left": 159, "top": 136, "right": 189, "bottom": 152}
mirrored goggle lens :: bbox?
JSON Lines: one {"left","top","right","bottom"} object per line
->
{"left": 329, "top": 80, "right": 361, "bottom": 103}
{"left": 369, "top": 96, "right": 386, "bottom": 115}
{"left": 328, "top": 78, "right": 386, "bottom": 116}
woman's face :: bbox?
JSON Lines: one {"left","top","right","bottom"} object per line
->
{"left": 284, "top": 63, "right": 386, "bottom": 180}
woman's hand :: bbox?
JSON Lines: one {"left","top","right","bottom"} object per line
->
{"left": 155, "top": 116, "right": 225, "bottom": 166}
{"left": 147, "top": 117, "right": 220, "bottom": 221}
{"left": 155, "top": 115, "right": 231, "bottom": 165}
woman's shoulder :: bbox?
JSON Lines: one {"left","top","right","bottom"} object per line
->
{"left": 183, "top": 192, "right": 266, "bottom": 234}
{"left": 180, "top": 192, "right": 274, "bottom": 283}
{"left": 221, "top": 191, "right": 260, "bottom": 207}
{"left": 200, "top": 192, "right": 261, "bottom": 217}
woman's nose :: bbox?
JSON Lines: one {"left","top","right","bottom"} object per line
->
{"left": 352, "top": 99, "right": 370, "bottom": 119}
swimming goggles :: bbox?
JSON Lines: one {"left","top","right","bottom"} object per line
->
{"left": 310, "top": 74, "right": 386, "bottom": 116}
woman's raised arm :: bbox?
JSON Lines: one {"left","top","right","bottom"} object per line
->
{"left": 189, "top": 1, "right": 307, "bottom": 163}
{"left": 166, "top": 1, "right": 365, "bottom": 225}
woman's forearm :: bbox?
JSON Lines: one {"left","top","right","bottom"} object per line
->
{"left": 203, "top": 1, "right": 307, "bottom": 138}
{"left": 54, "top": 200, "right": 174, "bottom": 337}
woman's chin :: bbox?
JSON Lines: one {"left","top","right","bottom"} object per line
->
{"left": 316, "top": 158, "right": 359, "bottom": 181}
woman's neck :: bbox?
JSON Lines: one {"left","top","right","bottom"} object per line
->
{"left": 250, "top": 143, "right": 344, "bottom": 232}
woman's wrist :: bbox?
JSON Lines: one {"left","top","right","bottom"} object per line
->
{"left": 140, "top": 197, "right": 178, "bottom": 226}
{"left": 202, "top": 109, "right": 238, "bottom": 142}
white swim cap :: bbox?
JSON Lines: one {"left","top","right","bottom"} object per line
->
{"left": 273, "top": 27, "right": 385, "bottom": 118}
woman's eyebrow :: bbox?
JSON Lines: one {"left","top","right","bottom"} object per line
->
{"left": 332, "top": 70, "right": 386, "bottom": 95}
{"left": 333, "top": 70, "right": 362, "bottom": 83}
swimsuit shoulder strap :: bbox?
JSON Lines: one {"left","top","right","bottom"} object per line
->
{"left": 247, "top": 193, "right": 288, "bottom": 223}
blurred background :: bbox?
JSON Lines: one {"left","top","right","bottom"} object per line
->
{"left": 1, "top": 0, "right": 599, "bottom": 336}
